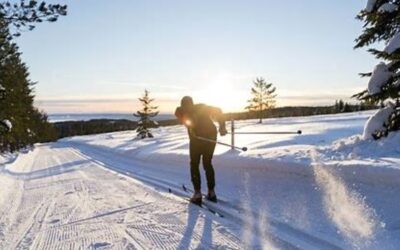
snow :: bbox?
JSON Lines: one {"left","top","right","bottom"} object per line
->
{"left": 378, "top": 3, "right": 398, "bottom": 13}
{"left": 362, "top": 105, "right": 394, "bottom": 139}
{"left": 1, "top": 110, "right": 400, "bottom": 249}
{"left": 327, "top": 128, "right": 400, "bottom": 167}
{"left": 368, "top": 62, "right": 392, "bottom": 95}
{"left": 365, "top": 0, "right": 378, "bottom": 12}
{"left": 2, "top": 119, "right": 12, "bottom": 131}
{"left": 0, "top": 152, "right": 18, "bottom": 207}
{"left": 0, "top": 145, "right": 246, "bottom": 249}
{"left": 59, "top": 110, "right": 399, "bottom": 249}
{"left": 312, "top": 157, "right": 379, "bottom": 242}
{"left": 0, "top": 151, "right": 17, "bottom": 167}
{"left": 384, "top": 32, "right": 400, "bottom": 54}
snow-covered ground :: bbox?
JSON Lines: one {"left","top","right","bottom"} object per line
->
{"left": 0, "top": 145, "right": 248, "bottom": 249}
{"left": 1, "top": 110, "right": 399, "bottom": 249}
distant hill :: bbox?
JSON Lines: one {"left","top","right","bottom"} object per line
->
{"left": 49, "top": 113, "right": 175, "bottom": 123}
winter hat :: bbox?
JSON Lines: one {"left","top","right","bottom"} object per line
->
{"left": 180, "top": 96, "right": 194, "bottom": 108}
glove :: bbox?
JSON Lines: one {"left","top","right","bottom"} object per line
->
{"left": 175, "top": 107, "right": 183, "bottom": 119}
{"left": 219, "top": 127, "right": 227, "bottom": 136}
{"left": 175, "top": 107, "right": 187, "bottom": 125}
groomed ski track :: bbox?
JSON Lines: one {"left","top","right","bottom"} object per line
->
{"left": 63, "top": 141, "right": 342, "bottom": 250}
{"left": 0, "top": 141, "right": 344, "bottom": 249}
{"left": 0, "top": 144, "right": 246, "bottom": 249}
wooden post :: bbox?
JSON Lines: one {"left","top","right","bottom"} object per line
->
{"left": 231, "top": 118, "right": 235, "bottom": 150}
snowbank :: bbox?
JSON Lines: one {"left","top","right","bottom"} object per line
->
{"left": 0, "top": 152, "right": 19, "bottom": 208}
{"left": 0, "top": 152, "right": 17, "bottom": 166}
{"left": 330, "top": 131, "right": 400, "bottom": 163}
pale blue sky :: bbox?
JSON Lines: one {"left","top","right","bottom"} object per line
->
{"left": 17, "top": 0, "right": 373, "bottom": 113}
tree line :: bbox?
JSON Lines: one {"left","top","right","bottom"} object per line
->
{"left": 54, "top": 80, "right": 378, "bottom": 139}
{"left": 54, "top": 99, "right": 377, "bottom": 139}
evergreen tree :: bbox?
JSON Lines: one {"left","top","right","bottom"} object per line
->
{"left": 334, "top": 99, "right": 345, "bottom": 112}
{"left": 353, "top": 0, "right": 400, "bottom": 139}
{"left": 339, "top": 100, "right": 345, "bottom": 112}
{"left": 0, "top": 18, "right": 57, "bottom": 152}
{"left": 343, "top": 103, "right": 352, "bottom": 113}
{"left": 0, "top": 1, "right": 66, "bottom": 151}
{"left": 334, "top": 100, "right": 339, "bottom": 112}
{"left": 134, "top": 90, "right": 159, "bottom": 139}
{"left": 246, "top": 77, "right": 277, "bottom": 123}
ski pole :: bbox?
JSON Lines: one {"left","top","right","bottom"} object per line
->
{"left": 195, "top": 136, "right": 248, "bottom": 152}
{"left": 230, "top": 130, "right": 302, "bottom": 135}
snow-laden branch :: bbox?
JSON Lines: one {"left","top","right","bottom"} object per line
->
{"left": 367, "top": 62, "right": 392, "bottom": 95}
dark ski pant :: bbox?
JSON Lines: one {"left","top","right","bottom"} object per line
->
{"left": 189, "top": 137, "right": 216, "bottom": 191}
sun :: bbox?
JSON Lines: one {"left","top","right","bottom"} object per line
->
{"left": 194, "top": 74, "right": 248, "bottom": 112}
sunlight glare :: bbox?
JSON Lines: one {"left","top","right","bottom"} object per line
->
{"left": 195, "top": 73, "right": 247, "bottom": 112}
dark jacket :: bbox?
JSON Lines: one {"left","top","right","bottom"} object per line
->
{"left": 175, "top": 104, "right": 225, "bottom": 139}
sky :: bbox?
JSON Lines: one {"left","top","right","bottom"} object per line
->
{"left": 16, "top": 0, "right": 375, "bottom": 114}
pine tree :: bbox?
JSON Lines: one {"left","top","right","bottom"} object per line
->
{"left": 339, "top": 100, "right": 345, "bottom": 112}
{"left": 0, "top": 1, "right": 66, "bottom": 151}
{"left": 353, "top": 0, "right": 400, "bottom": 139}
{"left": 0, "top": 19, "right": 57, "bottom": 152}
{"left": 334, "top": 99, "right": 345, "bottom": 113}
{"left": 343, "top": 103, "right": 352, "bottom": 113}
{"left": 134, "top": 90, "right": 159, "bottom": 139}
{"left": 246, "top": 77, "right": 277, "bottom": 123}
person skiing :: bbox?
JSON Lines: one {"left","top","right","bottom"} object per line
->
{"left": 175, "top": 96, "right": 227, "bottom": 205}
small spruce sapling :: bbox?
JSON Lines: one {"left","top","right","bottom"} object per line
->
{"left": 134, "top": 89, "right": 159, "bottom": 139}
{"left": 246, "top": 77, "right": 277, "bottom": 123}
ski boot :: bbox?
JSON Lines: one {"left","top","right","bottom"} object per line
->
{"left": 190, "top": 191, "right": 202, "bottom": 206}
{"left": 206, "top": 189, "right": 217, "bottom": 203}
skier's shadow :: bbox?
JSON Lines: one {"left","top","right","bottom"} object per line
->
{"left": 177, "top": 204, "right": 213, "bottom": 249}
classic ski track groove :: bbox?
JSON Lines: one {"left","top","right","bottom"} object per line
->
{"left": 68, "top": 141, "right": 342, "bottom": 250}
{"left": 0, "top": 145, "right": 245, "bottom": 249}
{"left": 70, "top": 147, "right": 243, "bottom": 249}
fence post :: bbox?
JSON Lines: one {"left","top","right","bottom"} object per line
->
{"left": 231, "top": 118, "right": 235, "bottom": 150}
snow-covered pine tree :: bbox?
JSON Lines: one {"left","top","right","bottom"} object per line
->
{"left": 246, "top": 77, "right": 277, "bottom": 123}
{"left": 134, "top": 89, "right": 159, "bottom": 139}
{"left": 353, "top": 0, "right": 400, "bottom": 139}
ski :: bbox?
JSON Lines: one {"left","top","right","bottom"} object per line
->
{"left": 181, "top": 185, "right": 224, "bottom": 218}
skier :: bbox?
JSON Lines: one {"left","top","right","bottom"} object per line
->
{"left": 175, "top": 96, "right": 227, "bottom": 205}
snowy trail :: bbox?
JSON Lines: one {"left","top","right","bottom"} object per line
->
{"left": 1, "top": 111, "right": 399, "bottom": 249}
{"left": 61, "top": 111, "right": 400, "bottom": 249}
{"left": 0, "top": 144, "right": 251, "bottom": 249}
{"left": 62, "top": 139, "right": 399, "bottom": 249}
{"left": 63, "top": 141, "right": 345, "bottom": 250}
